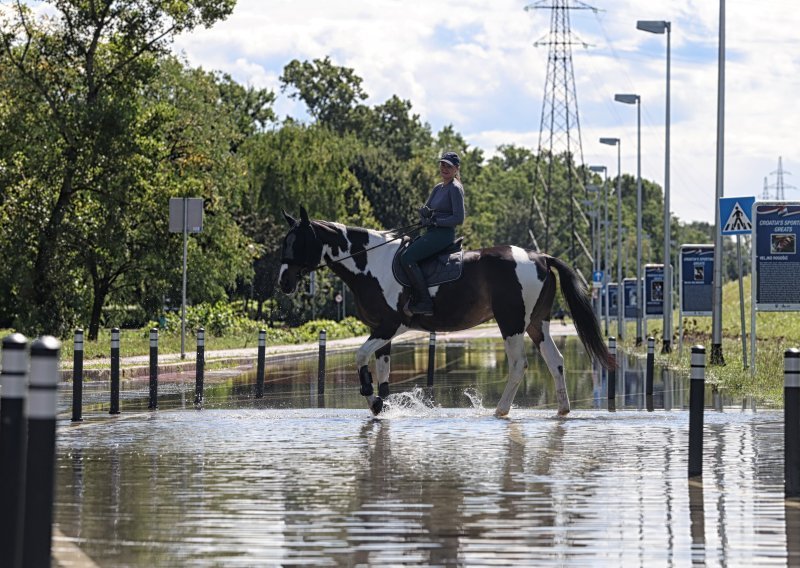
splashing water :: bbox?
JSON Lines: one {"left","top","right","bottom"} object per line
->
{"left": 381, "top": 386, "right": 439, "bottom": 417}
{"left": 380, "top": 386, "right": 489, "bottom": 418}
{"left": 462, "top": 387, "right": 485, "bottom": 409}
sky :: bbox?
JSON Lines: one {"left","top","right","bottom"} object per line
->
{"left": 169, "top": 0, "right": 800, "bottom": 225}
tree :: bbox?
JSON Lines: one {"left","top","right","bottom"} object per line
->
{"left": 0, "top": 0, "right": 237, "bottom": 336}
{"left": 280, "top": 57, "right": 368, "bottom": 134}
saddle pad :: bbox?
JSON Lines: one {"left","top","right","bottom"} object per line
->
{"left": 392, "top": 245, "right": 464, "bottom": 288}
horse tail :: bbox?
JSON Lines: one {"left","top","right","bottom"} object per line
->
{"left": 546, "top": 255, "right": 616, "bottom": 370}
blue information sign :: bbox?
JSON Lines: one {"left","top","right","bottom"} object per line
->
{"left": 753, "top": 202, "right": 800, "bottom": 310}
{"left": 623, "top": 278, "right": 639, "bottom": 320}
{"left": 644, "top": 264, "right": 665, "bottom": 317}
{"left": 604, "top": 283, "right": 618, "bottom": 318}
{"left": 680, "top": 244, "right": 714, "bottom": 316}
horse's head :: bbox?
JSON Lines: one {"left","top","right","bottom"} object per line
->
{"left": 278, "top": 206, "right": 323, "bottom": 294}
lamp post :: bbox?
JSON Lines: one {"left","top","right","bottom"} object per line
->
{"left": 590, "top": 165, "right": 609, "bottom": 335}
{"left": 600, "top": 137, "right": 623, "bottom": 341}
{"left": 614, "top": 93, "right": 643, "bottom": 345}
{"left": 637, "top": 19, "right": 673, "bottom": 353}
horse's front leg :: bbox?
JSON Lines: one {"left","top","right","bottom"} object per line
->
{"left": 375, "top": 342, "right": 392, "bottom": 400}
{"left": 356, "top": 336, "right": 392, "bottom": 415}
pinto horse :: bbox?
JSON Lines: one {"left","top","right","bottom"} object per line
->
{"left": 278, "top": 207, "right": 615, "bottom": 416}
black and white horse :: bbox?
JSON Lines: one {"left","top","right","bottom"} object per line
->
{"left": 278, "top": 207, "right": 614, "bottom": 416}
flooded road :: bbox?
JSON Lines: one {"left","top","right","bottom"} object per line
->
{"left": 53, "top": 336, "right": 798, "bottom": 566}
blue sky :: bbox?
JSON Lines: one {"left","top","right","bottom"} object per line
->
{"left": 171, "top": 0, "right": 800, "bottom": 225}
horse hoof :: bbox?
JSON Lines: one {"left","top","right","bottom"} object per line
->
{"left": 371, "top": 397, "right": 384, "bottom": 415}
{"left": 557, "top": 408, "right": 571, "bottom": 417}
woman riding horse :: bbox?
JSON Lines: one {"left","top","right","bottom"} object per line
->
{"left": 401, "top": 151, "right": 465, "bottom": 316}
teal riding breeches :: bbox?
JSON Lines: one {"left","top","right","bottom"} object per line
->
{"left": 400, "top": 226, "right": 456, "bottom": 264}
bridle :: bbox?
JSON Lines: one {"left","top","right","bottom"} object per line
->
{"left": 282, "top": 221, "right": 424, "bottom": 275}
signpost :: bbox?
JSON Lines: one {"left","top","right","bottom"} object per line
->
{"left": 678, "top": 244, "right": 714, "bottom": 356}
{"left": 169, "top": 198, "right": 203, "bottom": 360}
{"left": 719, "top": 196, "right": 754, "bottom": 369}
{"left": 751, "top": 201, "right": 800, "bottom": 372}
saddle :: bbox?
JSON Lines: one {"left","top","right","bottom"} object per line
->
{"left": 392, "top": 237, "right": 465, "bottom": 287}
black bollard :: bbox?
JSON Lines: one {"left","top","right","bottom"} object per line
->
{"left": 255, "top": 329, "right": 266, "bottom": 398}
{"left": 688, "top": 345, "right": 706, "bottom": 478}
{"left": 71, "top": 328, "right": 84, "bottom": 422}
{"left": 22, "top": 336, "right": 61, "bottom": 568}
{"left": 427, "top": 332, "right": 436, "bottom": 387}
{"left": 0, "top": 333, "right": 29, "bottom": 568}
{"left": 785, "top": 348, "right": 800, "bottom": 498}
{"left": 317, "top": 330, "right": 326, "bottom": 395}
{"left": 646, "top": 336, "right": 655, "bottom": 397}
{"left": 148, "top": 328, "right": 158, "bottom": 410}
{"left": 607, "top": 337, "right": 617, "bottom": 409}
{"left": 194, "top": 327, "right": 206, "bottom": 406}
{"left": 195, "top": 328, "right": 205, "bottom": 407}
{"left": 110, "top": 328, "right": 120, "bottom": 415}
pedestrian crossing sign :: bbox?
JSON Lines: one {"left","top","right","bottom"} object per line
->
{"left": 719, "top": 196, "right": 755, "bottom": 235}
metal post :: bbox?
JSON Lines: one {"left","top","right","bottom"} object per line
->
{"left": 317, "top": 329, "right": 326, "bottom": 395}
{"left": 427, "top": 331, "right": 436, "bottom": 387}
{"left": 0, "top": 333, "right": 29, "bottom": 568}
{"left": 688, "top": 345, "right": 706, "bottom": 477}
{"left": 181, "top": 197, "right": 188, "bottom": 360}
{"left": 110, "top": 328, "right": 120, "bottom": 415}
{"left": 785, "top": 349, "right": 800, "bottom": 498}
{"left": 646, "top": 337, "right": 655, "bottom": 397}
{"left": 616, "top": 145, "right": 624, "bottom": 341}
{"left": 608, "top": 337, "right": 616, "bottom": 410}
{"left": 195, "top": 328, "right": 205, "bottom": 407}
{"left": 71, "top": 328, "right": 84, "bottom": 422}
{"left": 148, "top": 328, "right": 158, "bottom": 410}
{"left": 636, "top": 99, "right": 643, "bottom": 346}
{"left": 603, "top": 171, "right": 610, "bottom": 336}
{"left": 256, "top": 329, "right": 266, "bottom": 398}
{"left": 711, "top": 0, "right": 726, "bottom": 365}
{"left": 663, "top": 23, "right": 673, "bottom": 353}
{"left": 22, "top": 336, "right": 61, "bottom": 568}
{"left": 737, "top": 235, "right": 748, "bottom": 369}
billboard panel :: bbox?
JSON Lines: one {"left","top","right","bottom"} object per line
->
{"left": 680, "top": 244, "right": 714, "bottom": 316}
{"left": 644, "top": 264, "right": 665, "bottom": 317}
{"left": 753, "top": 202, "right": 800, "bottom": 310}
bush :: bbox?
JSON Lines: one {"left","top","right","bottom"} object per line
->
{"left": 150, "top": 301, "right": 261, "bottom": 337}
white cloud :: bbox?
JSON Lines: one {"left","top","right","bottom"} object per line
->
{"left": 172, "top": 0, "right": 800, "bottom": 224}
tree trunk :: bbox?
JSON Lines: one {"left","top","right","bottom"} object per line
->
{"left": 88, "top": 280, "right": 110, "bottom": 341}
{"left": 25, "top": 155, "right": 77, "bottom": 335}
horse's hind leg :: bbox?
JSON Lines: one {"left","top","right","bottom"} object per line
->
{"left": 496, "top": 333, "right": 527, "bottom": 417}
{"left": 529, "top": 320, "right": 569, "bottom": 416}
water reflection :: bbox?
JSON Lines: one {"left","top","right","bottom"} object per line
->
{"left": 51, "top": 336, "right": 796, "bottom": 566}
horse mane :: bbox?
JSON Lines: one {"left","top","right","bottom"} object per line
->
{"left": 312, "top": 218, "right": 396, "bottom": 241}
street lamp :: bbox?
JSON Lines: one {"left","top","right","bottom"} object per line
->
{"left": 600, "top": 137, "right": 623, "bottom": 341}
{"left": 590, "top": 164, "right": 609, "bottom": 336}
{"left": 637, "top": 19, "right": 673, "bottom": 353}
{"left": 614, "top": 93, "right": 644, "bottom": 345}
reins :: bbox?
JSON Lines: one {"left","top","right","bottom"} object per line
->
{"left": 304, "top": 221, "right": 424, "bottom": 273}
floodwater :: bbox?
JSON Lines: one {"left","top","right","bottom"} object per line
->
{"left": 53, "top": 336, "right": 799, "bottom": 567}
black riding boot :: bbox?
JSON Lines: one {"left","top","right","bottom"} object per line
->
{"left": 403, "top": 261, "right": 434, "bottom": 316}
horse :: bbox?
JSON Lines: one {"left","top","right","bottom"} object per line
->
{"left": 278, "top": 206, "right": 615, "bottom": 416}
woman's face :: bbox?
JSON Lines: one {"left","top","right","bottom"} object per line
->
{"left": 439, "top": 161, "right": 456, "bottom": 183}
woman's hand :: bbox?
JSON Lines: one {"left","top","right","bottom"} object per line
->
{"left": 418, "top": 205, "right": 433, "bottom": 219}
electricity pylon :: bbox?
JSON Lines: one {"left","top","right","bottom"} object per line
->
{"left": 526, "top": 0, "right": 596, "bottom": 271}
